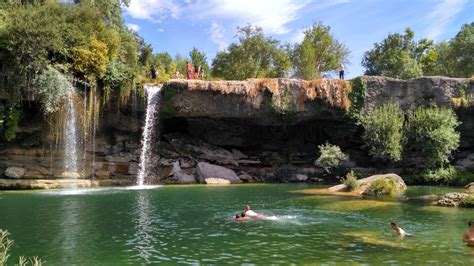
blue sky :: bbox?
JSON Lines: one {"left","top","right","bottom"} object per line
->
{"left": 122, "top": 0, "right": 474, "bottom": 78}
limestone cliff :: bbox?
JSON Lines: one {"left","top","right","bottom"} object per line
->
{"left": 1, "top": 76, "right": 474, "bottom": 188}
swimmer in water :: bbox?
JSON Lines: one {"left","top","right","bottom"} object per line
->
{"left": 391, "top": 222, "right": 412, "bottom": 238}
{"left": 234, "top": 212, "right": 250, "bottom": 221}
{"left": 463, "top": 221, "right": 474, "bottom": 246}
{"left": 244, "top": 205, "right": 267, "bottom": 219}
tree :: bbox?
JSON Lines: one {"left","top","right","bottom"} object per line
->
{"left": 211, "top": 25, "right": 290, "bottom": 80}
{"left": 72, "top": 38, "right": 109, "bottom": 78}
{"left": 449, "top": 22, "right": 474, "bottom": 77}
{"left": 362, "top": 28, "right": 431, "bottom": 79}
{"left": 420, "top": 42, "right": 455, "bottom": 76}
{"left": 359, "top": 102, "right": 404, "bottom": 163}
{"left": 189, "top": 47, "right": 209, "bottom": 76}
{"left": 403, "top": 106, "right": 460, "bottom": 169}
{"left": 291, "top": 23, "right": 349, "bottom": 79}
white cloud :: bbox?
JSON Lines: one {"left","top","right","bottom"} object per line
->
{"left": 425, "top": 0, "right": 466, "bottom": 39}
{"left": 209, "top": 22, "right": 228, "bottom": 51}
{"left": 157, "top": 28, "right": 164, "bottom": 32}
{"left": 200, "top": 0, "right": 310, "bottom": 35}
{"left": 291, "top": 27, "right": 307, "bottom": 43}
{"left": 124, "top": 0, "right": 181, "bottom": 22}
{"left": 126, "top": 23, "right": 140, "bottom": 32}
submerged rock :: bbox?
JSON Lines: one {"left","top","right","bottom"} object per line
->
{"left": 196, "top": 162, "right": 241, "bottom": 184}
{"left": 4, "top": 167, "right": 26, "bottom": 178}
{"left": 408, "top": 194, "right": 440, "bottom": 202}
{"left": 437, "top": 192, "right": 469, "bottom": 207}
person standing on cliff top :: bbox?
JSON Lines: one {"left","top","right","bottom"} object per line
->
{"left": 339, "top": 63, "right": 345, "bottom": 80}
{"left": 174, "top": 69, "right": 180, "bottom": 79}
{"left": 185, "top": 62, "right": 192, "bottom": 79}
{"left": 150, "top": 65, "right": 157, "bottom": 80}
{"left": 463, "top": 221, "right": 474, "bottom": 246}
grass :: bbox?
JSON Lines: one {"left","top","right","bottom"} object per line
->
{"left": 0, "top": 229, "right": 44, "bottom": 266}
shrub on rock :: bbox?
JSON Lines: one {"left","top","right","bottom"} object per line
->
{"left": 363, "top": 177, "right": 399, "bottom": 196}
{"left": 460, "top": 194, "right": 474, "bottom": 208}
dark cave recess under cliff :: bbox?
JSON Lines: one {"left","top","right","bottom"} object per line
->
{"left": 160, "top": 116, "right": 363, "bottom": 156}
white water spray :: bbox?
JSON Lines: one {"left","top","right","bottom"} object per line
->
{"left": 64, "top": 88, "right": 79, "bottom": 175}
{"left": 136, "top": 86, "right": 162, "bottom": 186}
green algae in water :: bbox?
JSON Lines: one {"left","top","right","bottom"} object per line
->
{"left": 1, "top": 184, "right": 474, "bottom": 264}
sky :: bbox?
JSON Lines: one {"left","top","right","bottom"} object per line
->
{"left": 122, "top": 0, "right": 474, "bottom": 78}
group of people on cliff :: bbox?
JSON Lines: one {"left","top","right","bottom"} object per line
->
{"left": 151, "top": 62, "right": 344, "bottom": 81}
{"left": 150, "top": 62, "right": 205, "bottom": 81}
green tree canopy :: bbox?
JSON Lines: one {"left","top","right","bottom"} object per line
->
{"left": 291, "top": 23, "right": 349, "bottom": 79}
{"left": 362, "top": 28, "right": 430, "bottom": 79}
{"left": 449, "top": 22, "right": 474, "bottom": 77}
{"left": 189, "top": 47, "right": 210, "bottom": 75}
{"left": 211, "top": 25, "right": 290, "bottom": 80}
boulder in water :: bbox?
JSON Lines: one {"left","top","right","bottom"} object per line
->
{"left": 196, "top": 162, "right": 241, "bottom": 184}
{"left": 437, "top": 192, "right": 469, "bottom": 207}
{"left": 466, "top": 182, "right": 474, "bottom": 193}
{"left": 4, "top": 167, "right": 26, "bottom": 178}
{"left": 328, "top": 173, "right": 407, "bottom": 195}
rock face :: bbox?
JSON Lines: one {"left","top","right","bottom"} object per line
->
{"left": 4, "top": 167, "right": 26, "bottom": 178}
{"left": 0, "top": 178, "right": 132, "bottom": 190}
{"left": 2, "top": 76, "right": 474, "bottom": 189}
{"left": 329, "top": 173, "right": 407, "bottom": 195}
{"left": 196, "top": 162, "right": 242, "bottom": 184}
{"left": 437, "top": 192, "right": 469, "bottom": 207}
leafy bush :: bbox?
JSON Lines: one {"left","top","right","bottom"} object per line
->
{"left": 460, "top": 194, "right": 474, "bottom": 208}
{"left": 342, "top": 170, "right": 358, "bottom": 191}
{"left": 72, "top": 38, "right": 109, "bottom": 77}
{"left": 404, "top": 106, "right": 460, "bottom": 169}
{"left": 359, "top": 102, "right": 404, "bottom": 162}
{"left": 2, "top": 104, "right": 21, "bottom": 142}
{"left": 419, "top": 166, "right": 457, "bottom": 184}
{"left": 35, "top": 66, "right": 72, "bottom": 115}
{"left": 363, "top": 177, "right": 399, "bottom": 196}
{"left": 348, "top": 77, "right": 367, "bottom": 119}
{"left": 315, "top": 143, "right": 347, "bottom": 174}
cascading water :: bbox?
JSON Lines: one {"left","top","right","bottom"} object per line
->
{"left": 63, "top": 88, "right": 79, "bottom": 177}
{"left": 136, "top": 86, "right": 162, "bottom": 186}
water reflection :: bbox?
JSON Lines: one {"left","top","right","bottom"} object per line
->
{"left": 58, "top": 198, "right": 82, "bottom": 264}
{"left": 128, "top": 191, "right": 158, "bottom": 263}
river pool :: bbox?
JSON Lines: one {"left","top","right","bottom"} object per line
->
{"left": 1, "top": 184, "right": 473, "bottom": 264}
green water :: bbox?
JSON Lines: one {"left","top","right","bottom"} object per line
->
{"left": 1, "top": 184, "right": 473, "bottom": 265}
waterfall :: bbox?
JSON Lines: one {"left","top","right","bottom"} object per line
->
{"left": 136, "top": 86, "right": 162, "bottom": 186}
{"left": 63, "top": 88, "right": 79, "bottom": 177}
